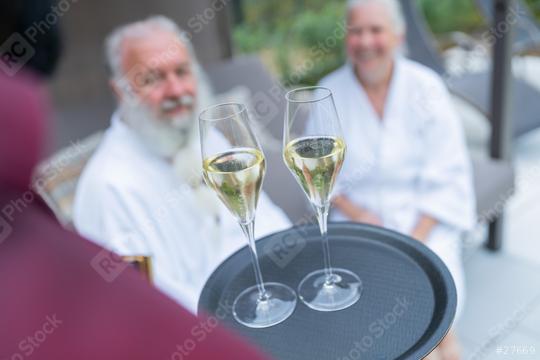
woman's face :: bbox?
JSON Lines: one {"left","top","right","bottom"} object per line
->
{"left": 345, "top": 2, "right": 403, "bottom": 86}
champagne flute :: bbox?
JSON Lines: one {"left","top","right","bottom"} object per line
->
{"left": 283, "top": 87, "right": 362, "bottom": 312}
{"left": 200, "top": 103, "right": 297, "bottom": 328}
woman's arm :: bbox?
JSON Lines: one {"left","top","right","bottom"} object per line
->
{"left": 410, "top": 214, "right": 438, "bottom": 243}
{"left": 333, "top": 195, "right": 383, "bottom": 226}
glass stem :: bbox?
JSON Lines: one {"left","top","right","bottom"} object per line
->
{"left": 316, "top": 204, "right": 334, "bottom": 283}
{"left": 239, "top": 220, "right": 269, "bottom": 301}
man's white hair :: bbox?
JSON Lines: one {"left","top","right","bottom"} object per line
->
{"left": 347, "top": 0, "right": 406, "bottom": 35}
{"left": 104, "top": 15, "right": 211, "bottom": 96}
{"left": 103, "top": 14, "right": 213, "bottom": 114}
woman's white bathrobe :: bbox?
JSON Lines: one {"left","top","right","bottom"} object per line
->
{"left": 321, "top": 57, "right": 476, "bottom": 320}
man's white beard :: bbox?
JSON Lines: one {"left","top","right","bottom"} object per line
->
{"left": 119, "top": 95, "right": 222, "bottom": 218}
{"left": 120, "top": 98, "right": 196, "bottom": 159}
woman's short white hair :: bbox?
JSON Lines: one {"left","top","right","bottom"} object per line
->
{"left": 347, "top": 0, "right": 406, "bottom": 35}
{"left": 105, "top": 15, "right": 199, "bottom": 81}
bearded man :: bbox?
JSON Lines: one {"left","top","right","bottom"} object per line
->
{"left": 73, "top": 16, "right": 290, "bottom": 313}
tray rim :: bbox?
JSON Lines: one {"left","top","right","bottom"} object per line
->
{"left": 198, "top": 221, "right": 457, "bottom": 360}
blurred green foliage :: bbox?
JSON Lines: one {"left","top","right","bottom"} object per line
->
{"left": 233, "top": 0, "right": 347, "bottom": 85}
{"left": 526, "top": 0, "right": 540, "bottom": 19}
{"left": 418, "top": 0, "right": 484, "bottom": 34}
{"left": 233, "top": 0, "right": 540, "bottom": 85}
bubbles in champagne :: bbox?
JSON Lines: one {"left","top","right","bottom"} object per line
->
{"left": 284, "top": 136, "right": 345, "bottom": 207}
{"left": 293, "top": 137, "right": 337, "bottom": 158}
{"left": 203, "top": 148, "right": 265, "bottom": 224}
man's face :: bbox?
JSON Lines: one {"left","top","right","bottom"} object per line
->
{"left": 119, "top": 30, "right": 197, "bottom": 121}
{"left": 345, "top": 2, "right": 402, "bottom": 84}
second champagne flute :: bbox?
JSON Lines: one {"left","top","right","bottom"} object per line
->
{"left": 200, "top": 103, "right": 297, "bottom": 328}
{"left": 283, "top": 87, "right": 362, "bottom": 312}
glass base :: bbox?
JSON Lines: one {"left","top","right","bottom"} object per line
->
{"left": 298, "top": 268, "right": 362, "bottom": 312}
{"left": 233, "top": 282, "right": 297, "bottom": 328}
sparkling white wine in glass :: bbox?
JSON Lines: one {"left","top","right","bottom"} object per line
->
{"left": 283, "top": 136, "right": 345, "bottom": 208}
{"left": 203, "top": 147, "right": 265, "bottom": 224}
{"left": 283, "top": 87, "right": 362, "bottom": 312}
{"left": 200, "top": 103, "right": 297, "bottom": 328}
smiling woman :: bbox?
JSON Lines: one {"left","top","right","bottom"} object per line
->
{"left": 345, "top": 0, "right": 404, "bottom": 103}
{"left": 319, "top": 1, "right": 475, "bottom": 359}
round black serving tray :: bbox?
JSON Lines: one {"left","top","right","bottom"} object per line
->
{"left": 198, "top": 222, "right": 456, "bottom": 360}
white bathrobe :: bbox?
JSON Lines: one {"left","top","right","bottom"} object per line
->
{"left": 321, "top": 57, "right": 476, "bottom": 320}
{"left": 73, "top": 114, "right": 291, "bottom": 313}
